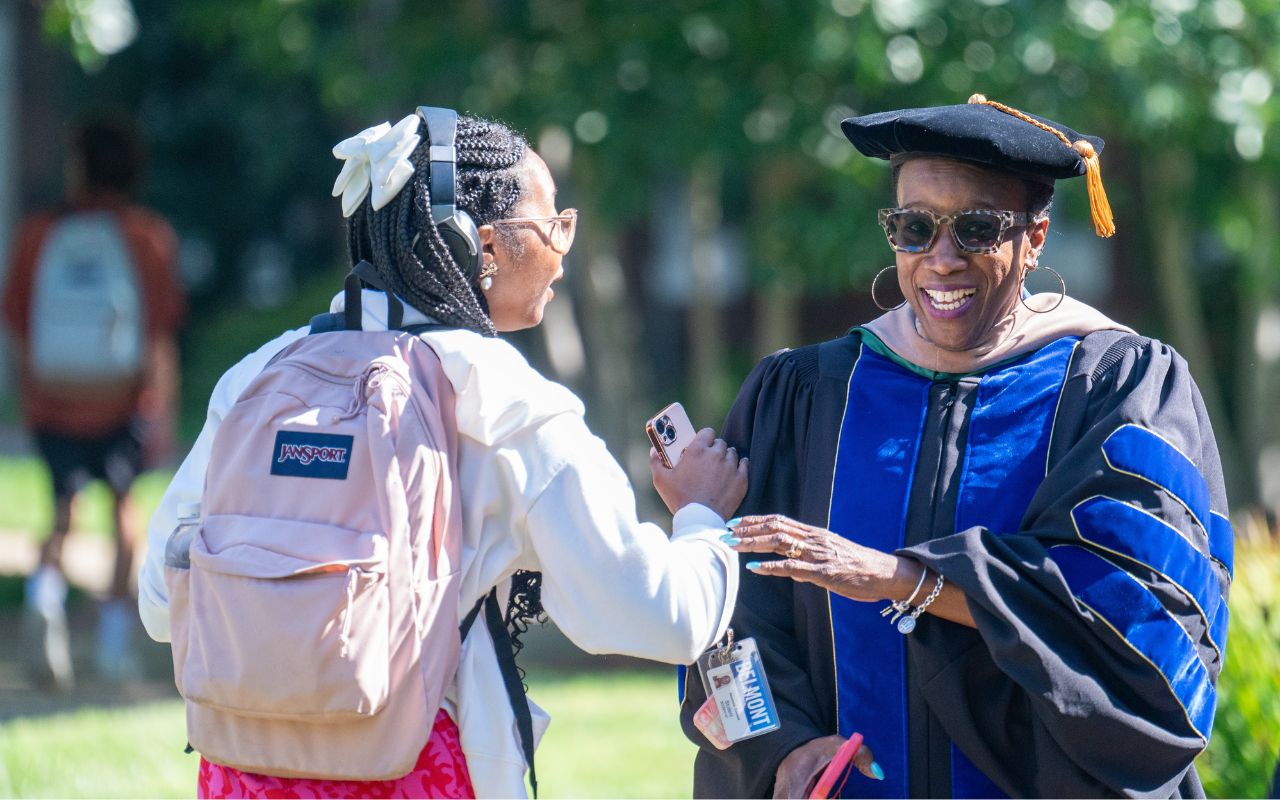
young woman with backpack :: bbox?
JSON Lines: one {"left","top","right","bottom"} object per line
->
{"left": 138, "top": 108, "right": 745, "bottom": 798}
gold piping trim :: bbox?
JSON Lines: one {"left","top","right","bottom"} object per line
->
{"left": 1207, "top": 510, "right": 1233, "bottom": 576}
{"left": 823, "top": 341, "right": 863, "bottom": 732}
{"left": 1101, "top": 423, "right": 1209, "bottom": 540}
{"left": 1052, "top": 546, "right": 1210, "bottom": 744}
{"left": 1068, "top": 495, "right": 1223, "bottom": 661}
{"left": 1044, "top": 340, "right": 1083, "bottom": 478}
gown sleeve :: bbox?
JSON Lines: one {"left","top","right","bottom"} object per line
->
{"left": 680, "top": 347, "right": 832, "bottom": 799}
{"left": 903, "top": 335, "right": 1231, "bottom": 798}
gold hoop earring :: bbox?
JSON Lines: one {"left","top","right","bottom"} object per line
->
{"left": 871, "top": 265, "right": 906, "bottom": 311}
{"left": 1019, "top": 265, "right": 1066, "bottom": 313}
{"left": 479, "top": 262, "right": 498, "bottom": 292}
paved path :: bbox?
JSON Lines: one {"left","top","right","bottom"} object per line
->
{"left": 0, "top": 601, "right": 178, "bottom": 722}
{"left": 0, "top": 528, "right": 119, "bottom": 595}
{"left": 0, "top": 528, "right": 179, "bottom": 721}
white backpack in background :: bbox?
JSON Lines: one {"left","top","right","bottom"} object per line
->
{"left": 29, "top": 211, "right": 143, "bottom": 384}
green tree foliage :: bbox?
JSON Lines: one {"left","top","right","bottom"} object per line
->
{"left": 44, "top": 2, "right": 1280, "bottom": 438}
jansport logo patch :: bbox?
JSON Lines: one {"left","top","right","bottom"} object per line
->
{"left": 270, "top": 431, "right": 354, "bottom": 480}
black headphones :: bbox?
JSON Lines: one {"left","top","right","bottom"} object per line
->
{"left": 415, "top": 106, "right": 482, "bottom": 281}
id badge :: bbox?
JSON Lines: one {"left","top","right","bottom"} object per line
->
{"left": 693, "top": 630, "right": 781, "bottom": 745}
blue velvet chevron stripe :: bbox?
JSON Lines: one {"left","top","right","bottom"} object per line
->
{"left": 1209, "top": 511, "right": 1235, "bottom": 578}
{"left": 827, "top": 345, "right": 927, "bottom": 798}
{"left": 1049, "top": 544, "right": 1216, "bottom": 738}
{"left": 1100, "top": 422, "right": 1232, "bottom": 588}
{"left": 1070, "top": 496, "right": 1227, "bottom": 654}
{"left": 1102, "top": 424, "right": 1209, "bottom": 529}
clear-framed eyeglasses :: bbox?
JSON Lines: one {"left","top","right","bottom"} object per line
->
{"left": 493, "top": 209, "right": 578, "bottom": 254}
{"left": 878, "top": 207, "right": 1032, "bottom": 255}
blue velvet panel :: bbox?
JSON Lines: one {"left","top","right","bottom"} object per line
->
{"left": 1102, "top": 425, "right": 1210, "bottom": 532}
{"left": 1209, "top": 511, "right": 1234, "bottom": 578}
{"left": 955, "top": 337, "right": 1079, "bottom": 535}
{"left": 1049, "top": 545, "right": 1216, "bottom": 739}
{"left": 951, "top": 745, "right": 1005, "bottom": 799}
{"left": 677, "top": 664, "right": 687, "bottom": 704}
{"left": 825, "top": 338, "right": 1087, "bottom": 796}
{"left": 828, "top": 348, "right": 928, "bottom": 798}
{"left": 1071, "top": 496, "right": 1226, "bottom": 654}
{"left": 948, "top": 336, "right": 1076, "bottom": 798}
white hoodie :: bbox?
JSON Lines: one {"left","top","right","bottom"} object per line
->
{"left": 138, "top": 290, "right": 737, "bottom": 797}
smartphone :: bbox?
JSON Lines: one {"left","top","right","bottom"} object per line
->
{"left": 808, "top": 732, "right": 864, "bottom": 799}
{"left": 645, "top": 402, "right": 698, "bottom": 468}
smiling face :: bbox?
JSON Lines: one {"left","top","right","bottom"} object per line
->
{"left": 893, "top": 157, "right": 1048, "bottom": 351}
{"left": 478, "top": 150, "right": 568, "bottom": 332}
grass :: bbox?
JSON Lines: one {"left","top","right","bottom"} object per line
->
{"left": 529, "top": 669, "right": 692, "bottom": 798}
{"left": 0, "top": 700, "right": 196, "bottom": 798}
{"left": 0, "top": 669, "right": 692, "bottom": 799}
{"left": 0, "top": 457, "right": 170, "bottom": 540}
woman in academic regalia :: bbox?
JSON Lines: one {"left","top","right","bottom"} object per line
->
{"left": 681, "top": 95, "right": 1233, "bottom": 798}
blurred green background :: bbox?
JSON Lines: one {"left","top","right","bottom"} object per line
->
{"left": 0, "top": 0, "right": 1278, "bottom": 796}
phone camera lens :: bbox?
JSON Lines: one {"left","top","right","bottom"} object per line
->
{"left": 656, "top": 415, "right": 676, "bottom": 445}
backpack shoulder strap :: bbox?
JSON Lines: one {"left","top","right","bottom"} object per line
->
{"left": 313, "top": 263, "right": 459, "bottom": 337}
{"left": 351, "top": 261, "right": 403, "bottom": 330}
{"left": 459, "top": 588, "right": 538, "bottom": 798}
{"left": 459, "top": 594, "right": 487, "bottom": 640}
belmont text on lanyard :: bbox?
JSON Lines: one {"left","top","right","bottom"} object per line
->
{"left": 692, "top": 629, "right": 781, "bottom": 749}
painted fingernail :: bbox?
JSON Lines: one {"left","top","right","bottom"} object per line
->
{"left": 871, "top": 762, "right": 885, "bottom": 781}
{"left": 746, "top": 561, "right": 762, "bottom": 570}
{"left": 726, "top": 517, "right": 742, "bottom": 528}
{"left": 720, "top": 535, "right": 741, "bottom": 546}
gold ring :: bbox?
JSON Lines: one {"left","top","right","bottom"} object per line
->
{"left": 785, "top": 540, "right": 804, "bottom": 560}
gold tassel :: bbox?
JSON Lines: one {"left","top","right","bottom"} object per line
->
{"left": 1072, "top": 140, "right": 1116, "bottom": 237}
{"left": 966, "top": 92, "right": 1117, "bottom": 238}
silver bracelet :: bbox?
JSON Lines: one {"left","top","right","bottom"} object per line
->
{"left": 897, "top": 572, "right": 945, "bottom": 635}
{"left": 880, "top": 568, "right": 929, "bottom": 624}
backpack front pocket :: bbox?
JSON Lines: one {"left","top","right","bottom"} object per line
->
{"left": 178, "top": 514, "right": 391, "bottom": 722}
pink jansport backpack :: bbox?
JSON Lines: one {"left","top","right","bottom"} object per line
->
{"left": 165, "top": 274, "right": 463, "bottom": 780}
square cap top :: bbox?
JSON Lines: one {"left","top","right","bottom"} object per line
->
{"left": 841, "top": 100, "right": 1104, "bottom": 182}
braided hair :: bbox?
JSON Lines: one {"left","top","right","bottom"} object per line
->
{"left": 344, "top": 112, "right": 547, "bottom": 636}
{"left": 347, "top": 115, "right": 530, "bottom": 336}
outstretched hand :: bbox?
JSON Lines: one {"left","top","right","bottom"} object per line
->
{"left": 725, "top": 514, "right": 912, "bottom": 603}
{"left": 649, "top": 427, "right": 748, "bottom": 519}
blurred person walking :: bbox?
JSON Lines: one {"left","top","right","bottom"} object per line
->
{"left": 3, "top": 113, "right": 186, "bottom": 688}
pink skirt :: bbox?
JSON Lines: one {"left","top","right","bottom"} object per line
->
{"left": 197, "top": 709, "right": 474, "bottom": 799}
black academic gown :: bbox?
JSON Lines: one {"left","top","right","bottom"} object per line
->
{"left": 680, "top": 329, "right": 1232, "bottom": 799}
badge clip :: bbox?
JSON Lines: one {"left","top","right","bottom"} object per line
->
{"left": 691, "top": 628, "right": 781, "bottom": 747}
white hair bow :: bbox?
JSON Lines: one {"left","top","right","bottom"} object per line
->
{"left": 331, "top": 114, "right": 422, "bottom": 217}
